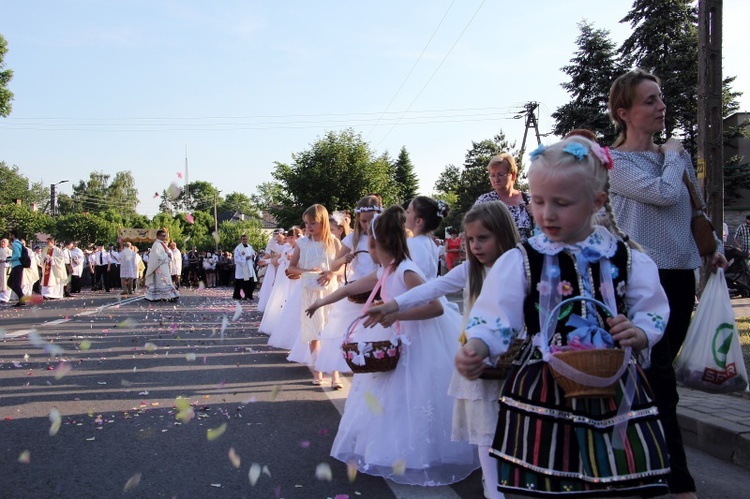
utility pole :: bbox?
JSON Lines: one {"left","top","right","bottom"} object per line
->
{"left": 698, "top": 0, "right": 723, "bottom": 237}
{"left": 185, "top": 145, "right": 190, "bottom": 209}
{"left": 214, "top": 191, "right": 219, "bottom": 254}
{"left": 50, "top": 179, "right": 69, "bottom": 216}
{"left": 516, "top": 102, "right": 542, "bottom": 169}
{"left": 50, "top": 184, "right": 57, "bottom": 216}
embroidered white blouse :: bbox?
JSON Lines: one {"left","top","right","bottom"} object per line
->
{"left": 465, "top": 227, "right": 669, "bottom": 367}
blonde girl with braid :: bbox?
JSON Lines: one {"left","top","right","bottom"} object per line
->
{"left": 456, "top": 136, "right": 672, "bottom": 497}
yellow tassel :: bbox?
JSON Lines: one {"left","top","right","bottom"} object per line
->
{"left": 458, "top": 330, "right": 467, "bottom": 345}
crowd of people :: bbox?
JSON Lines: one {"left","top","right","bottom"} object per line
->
{"left": 4, "top": 69, "right": 728, "bottom": 498}
{"left": 0, "top": 228, "right": 267, "bottom": 306}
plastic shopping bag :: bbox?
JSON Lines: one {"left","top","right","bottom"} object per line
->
{"left": 675, "top": 269, "right": 748, "bottom": 393}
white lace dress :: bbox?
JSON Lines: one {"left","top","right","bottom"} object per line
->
{"left": 330, "top": 259, "right": 479, "bottom": 485}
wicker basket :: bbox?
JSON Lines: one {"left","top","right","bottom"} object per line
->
{"left": 542, "top": 296, "right": 628, "bottom": 399}
{"left": 480, "top": 338, "right": 526, "bottom": 380}
{"left": 549, "top": 349, "right": 625, "bottom": 398}
{"left": 342, "top": 339, "right": 401, "bottom": 373}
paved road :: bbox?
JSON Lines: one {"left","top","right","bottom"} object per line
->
{"left": 1, "top": 289, "right": 749, "bottom": 498}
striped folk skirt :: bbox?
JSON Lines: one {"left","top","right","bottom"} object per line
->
{"left": 491, "top": 357, "right": 670, "bottom": 498}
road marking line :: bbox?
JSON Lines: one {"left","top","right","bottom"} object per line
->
{"left": 6, "top": 295, "right": 146, "bottom": 338}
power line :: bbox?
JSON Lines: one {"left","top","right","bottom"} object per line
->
{"left": 0, "top": 112, "right": 515, "bottom": 132}
{"left": 375, "top": 0, "right": 488, "bottom": 148}
{"left": 364, "top": 0, "right": 457, "bottom": 140}
{"left": 4, "top": 106, "right": 512, "bottom": 122}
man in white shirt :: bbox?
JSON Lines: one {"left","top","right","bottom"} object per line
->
{"left": 93, "top": 244, "right": 111, "bottom": 292}
{"left": 62, "top": 241, "right": 73, "bottom": 297}
{"left": 108, "top": 244, "right": 121, "bottom": 290}
{"left": 233, "top": 234, "right": 257, "bottom": 300}
{"left": 169, "top": 242, "right": 182, "bottom": 290}
{"left": 69, "top": 241, "right": 84, "bottom": 294}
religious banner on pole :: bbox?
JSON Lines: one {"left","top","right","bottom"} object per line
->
{"left": 118, "top": 228, "right": 159, "bottom": 243}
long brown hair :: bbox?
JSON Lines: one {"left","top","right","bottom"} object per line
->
{"left": 372, "top": 205, "right": 410, "bottom": 269}
{"left": 608, "top": 68, "right": 661, "bottom": 148}
{"left": 462, "top": 202, "right": 519, "bottom": 307}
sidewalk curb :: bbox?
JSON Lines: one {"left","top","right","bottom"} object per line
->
{"left": 678, "top": 404, "right": 750, "bottom": 471}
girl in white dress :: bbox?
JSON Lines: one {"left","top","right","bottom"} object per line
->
{"left": 405, "top": 196, "right": 445, "bottom": 281}
{"left": 315, "top": 195, "right": 383, "bottom": 388}
{"left": 284, "top": 205, "right": 342, "bottom": 384}
{"left": 257, "top": 231, "right": 284, "bottom": 312}
{"left": 363, "top": 201, "right": 519, "bottom": 499}
{"left": 261, "top": 228, "right": 300, "bottom": 337}
{"left": 305, "top": 205, "right": 479, "bottom": 486}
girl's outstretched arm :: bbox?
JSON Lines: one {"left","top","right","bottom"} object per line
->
{"left": 378, "top": 270, "right": 442, "bottom": 327}
{"left": 363, "top": 263, "right": 467, "bottom": 327}
{"left": 305, "top": 270, "right": 378, "bottom": 317}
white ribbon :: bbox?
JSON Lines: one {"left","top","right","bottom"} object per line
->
{"left": 352, "top": 342, "right": 374, "bottom": 366}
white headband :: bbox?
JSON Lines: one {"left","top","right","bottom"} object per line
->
{"left": 354, "top": 206, "right": 383, "bottom": 214}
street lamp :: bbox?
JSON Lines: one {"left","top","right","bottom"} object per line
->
{"left": 50, "top": 179, "right": 69, "bottom": 216}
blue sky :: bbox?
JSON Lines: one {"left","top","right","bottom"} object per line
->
{"left": 1, "top": 1, "right": 748, "bottom": 217}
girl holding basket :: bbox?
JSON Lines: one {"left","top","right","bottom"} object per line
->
{"left": 305, "top": 205, "right": 478, "bottom": 486}
{"left": 456, "top": 136, "right": 672, "bottom": 497}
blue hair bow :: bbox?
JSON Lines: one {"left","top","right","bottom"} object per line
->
{"left": 562, "top": 142, "right": 588, "bottom": 161}
{"left": 529, "top": 144, "right": 546, "bottom": 160}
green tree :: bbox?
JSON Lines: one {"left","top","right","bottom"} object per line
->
{"left": 619, "top": 0, "right": 698, "bottom": 150}
{"left": 150, "top": 213, "right": 185, "bottom": 249}
{"left": 433, "top": 131, "right": 520, "bottom": 230}
{"left": 177, "top": 180, "right": 222, "bottom": 213}
{"left": 218, "top": 219, "right": 266, "bottom": 254}
{"left": 552, "top": 21, "right": 625, "bottom": 144}
{"left": 0, "top": 33, "right": 14, "bottom": 117}
{"left": 68, "top": 171, "right": 140, "bottom": 216}
{"left": 393, "top": 146, "right": 419, "bottom": 204}
{"left": 0, "top": 162, "right": 30, "bottom": 204}
{"left": 250, "top": 182, "right": 284, "bottom": 212}
{"left": 271, "top": 129, "right": 399, "bottom": 228}
{"left": 54, "top": 213, "right": 118, "bottom": 247}
{"left": 0, "top": 204, "right": 53, "bottom": 242}
{"left": 219, "top": 192, "right": 255, "bottom": 216}
{"left": 28, "top": 180, "right": 51, "bottom": 213}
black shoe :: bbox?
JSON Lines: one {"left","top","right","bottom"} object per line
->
{"left": 13, "top": 302, "right": 24, "bottom": 307}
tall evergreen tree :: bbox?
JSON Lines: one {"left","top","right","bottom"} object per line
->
{"left": 552, "top": 21, "right": 625, "bottom": 144}
{"left": 393, "top": 146, "right": 419, "bottom": 204}
{"left": 619, "top": 0, "right": 698, "bottom": 149}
